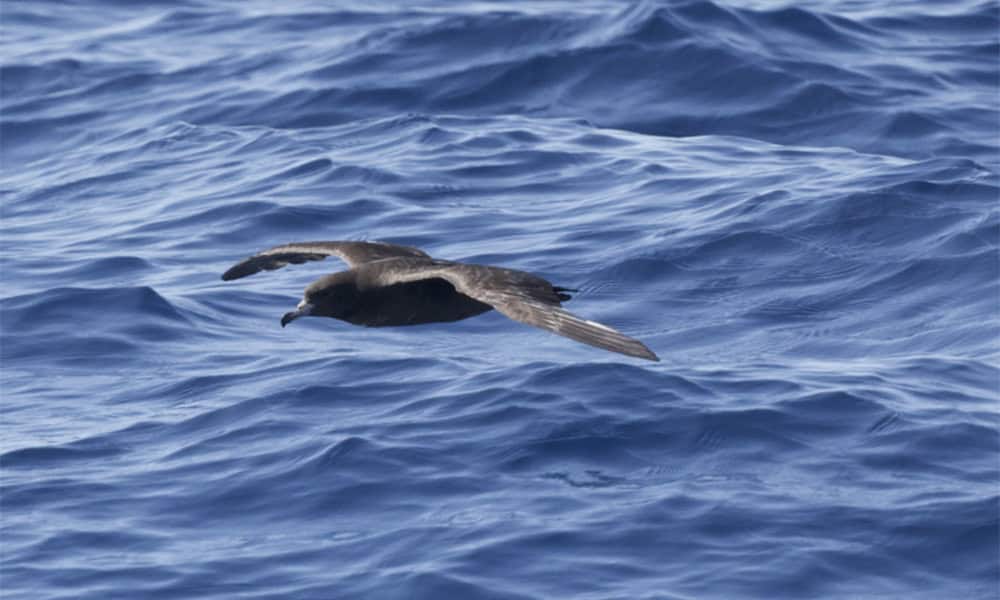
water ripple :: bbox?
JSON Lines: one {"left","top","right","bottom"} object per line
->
{"left": 2, "top": 1, "right": 997, "bottom": 599}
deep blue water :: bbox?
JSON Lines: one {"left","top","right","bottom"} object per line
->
{"left": 2, "top": 1, "right": 998, "bottom": 598}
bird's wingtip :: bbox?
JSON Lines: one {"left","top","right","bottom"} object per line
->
{"left": 637, "top": 346, "right": 660, "bottom": 362}
{"left": 221, "top": 264, "right": 247, "bottom": 281}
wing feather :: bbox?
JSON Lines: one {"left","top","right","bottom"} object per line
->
{"left": 372, "top": 262, "right": 659, "bottom": 361}
{"left": 222, "top": 241, "right": 430, "bottom": 281}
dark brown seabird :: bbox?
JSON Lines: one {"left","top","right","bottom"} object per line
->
{"left": 221, "top": 240, "right": 659, "bottom": 361}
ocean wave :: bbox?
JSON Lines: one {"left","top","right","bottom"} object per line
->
{"left": 2, "top": 1, "right": 997, "bottom": 598}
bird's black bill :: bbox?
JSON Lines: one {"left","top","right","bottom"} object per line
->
{"left": 280, "top": 301, "right": 314, "bottom": 327}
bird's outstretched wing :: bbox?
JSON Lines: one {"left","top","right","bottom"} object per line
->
{"left": 370, "top": 260, "right": 659, "bottom": 361}
{"left": 222, "top": 241, "right": 430, "bottom": 281}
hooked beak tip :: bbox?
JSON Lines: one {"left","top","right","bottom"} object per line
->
{"left": 281, "top": 302, "right": 313, "bottom": 328}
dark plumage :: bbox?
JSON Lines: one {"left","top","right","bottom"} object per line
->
{"left": 222, "top": 241, "right": 659, "bottom": 361}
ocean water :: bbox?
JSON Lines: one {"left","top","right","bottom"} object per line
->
{"left": 2, "top": 0, "right": 998, "bottom": 598}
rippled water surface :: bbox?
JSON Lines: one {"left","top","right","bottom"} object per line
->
{"left": 2, "top": 1, "right": 998, "bottom": 598}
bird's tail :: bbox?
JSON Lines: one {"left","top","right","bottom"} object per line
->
{"left": 553, "top": 286, "right": 577, "bottom": 302}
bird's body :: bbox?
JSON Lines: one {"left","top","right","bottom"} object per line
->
{"left": 222, "top": 241, "right": 658, "bottom": 361}
{"left": 307, "top": 262, "right": 494, "bottom": 327}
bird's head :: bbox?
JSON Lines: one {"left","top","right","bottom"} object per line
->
{"left": 281, "top": 274, "right": 358, "bottom": 327}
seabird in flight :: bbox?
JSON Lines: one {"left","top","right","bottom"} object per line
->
{"left": 222, "top": 241, "right": 658, "bottom": 361}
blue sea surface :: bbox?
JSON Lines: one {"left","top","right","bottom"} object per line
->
{"left": 2, "top": 1, "right": 998, "bottom": 598}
